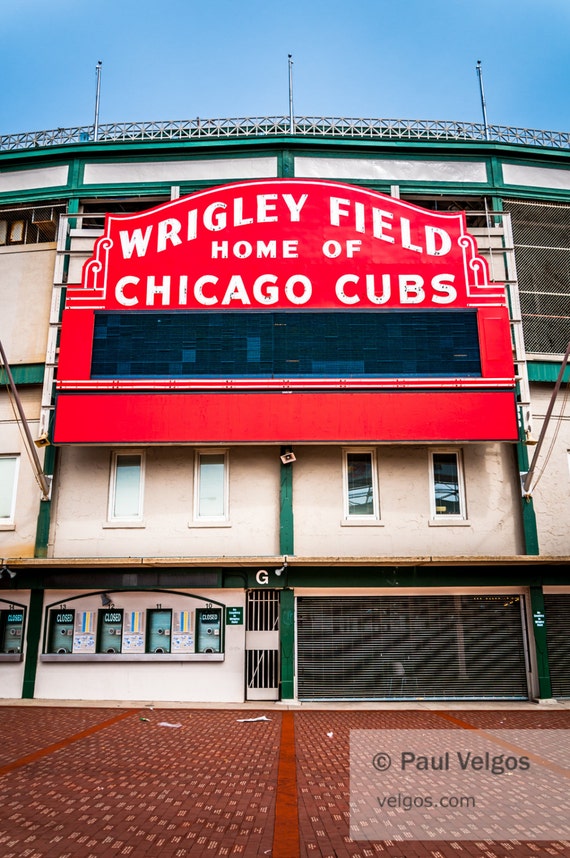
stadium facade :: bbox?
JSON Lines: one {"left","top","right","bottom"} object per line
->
{"left": 0, "top": 117, "right": 568, "bottom": 703}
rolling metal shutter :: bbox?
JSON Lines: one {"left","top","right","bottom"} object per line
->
{"left": 544, "top": 594, "right": 570, "bottom": 698}
{"left": 297, "top": 594, "right": 528, "bottom": 701}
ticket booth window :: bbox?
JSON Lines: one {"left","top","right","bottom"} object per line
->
{"left": 97, "top": 608, "right": 124, "bottom": 654}
{"left": 146, "top": 609, "right": 172, "bottom": 653}
{"left": 48, "top": 609, "right": 76, "bottom": 654}
{"left": 0, "top": 609, "right": 25, "bottom": 654}
{"left": 196, "top": 608, "right": 222, "bottom": 653}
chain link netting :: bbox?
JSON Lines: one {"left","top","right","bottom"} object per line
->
{"left": 0, "top": 204, "right": 65, "bottom": 246}
{"left": 504, "top": 200, "right": 570, "bottom": 355}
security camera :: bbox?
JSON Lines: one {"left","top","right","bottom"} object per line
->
{"left": 280, "top": 451, "right": 296, "bottom": 464}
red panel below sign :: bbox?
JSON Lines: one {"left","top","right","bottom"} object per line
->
{"left": 53, "top": 391, "right": 518, "bottom": 444}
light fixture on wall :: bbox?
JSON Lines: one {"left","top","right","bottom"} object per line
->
{"left": 0, "top": 564, "right": 16, "bottom": 582}
{"left": 275, "top": 559, "right": 288, "bottom": 577}
{"left": 524, "top": 429, "right": 538, "bottom": 446}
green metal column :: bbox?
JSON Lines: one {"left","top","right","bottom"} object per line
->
{"left": 521, "top": 495, "right": 539, "bottom": 555}
{"left": 529, "top": 585, "right": 553, "bottom": 700}
{"left": 22, "top": 588, "right": 44, "bottom": 699}
{"left": 517, "top": 433, "right": 540, "bottom": 556}
{"left": 279, "top": 448, "right": 295, "bottom": 699}
{"left": 279, "top": 450, "right": 294, "bottom": 556}
{"left": 279, "top": 149, "right": 295, "bottom": 178}
{"left": 34, "top": 443, "right": 55, "bottom": 557}
{"left": 279, "top": 587, "right": 295, "bottom": 700}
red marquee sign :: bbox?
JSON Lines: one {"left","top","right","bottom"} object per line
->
{"left": 67, "top": 179, "right": 505, "bottom": 313}
{"left": 55, "top": 180, "right": 517, "bottom": 444}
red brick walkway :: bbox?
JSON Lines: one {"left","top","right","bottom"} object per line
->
{"left": 0, "top": 706, "right": 568, "bottom": 857}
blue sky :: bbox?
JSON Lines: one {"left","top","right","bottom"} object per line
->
{"left": 1, "top": 0, "right": 569, "bottom": 135}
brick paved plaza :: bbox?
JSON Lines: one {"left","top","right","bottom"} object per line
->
{"left": 0, "top": 704, "right": 569, "bottom": 858}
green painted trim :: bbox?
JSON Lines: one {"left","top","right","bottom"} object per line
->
{"left": 34, "top": 435, "right": 56, "bottom": 558}
{"left": 528, "top": 361, "right": 570, "bottom": 383}
{"left": 9, "top": 562, "right": 570, "bottom": 593}
{"left": 521, "top": 497, "right": 540, "bottom": 556}
{"left": 279, "top": 588, "right": 295, "bottom": 699}
{"left": 0, "top": 364, "right": 44, "bottom": 385}
{"left": 280, "top": 149, "right": 294, "bottom": 178}
{"left": 22, "top": 588, "right": 44, "bottom": 699}
{"left": 1, "top": 137, "right": 568, "bottom": 207}
{"left": 282, "top": 564, "right": 570, "bottom": 589}
{"left": 67, "top": 158, "right": 84, "bottom": 194}
{"left": 488, "top": 156, "right": 503, "bottom": 188}
{"left": 3, "top": 134, "right": 570, "bottom": 162}
{"left": 514, "top": 404, "right": 540, "bottom": 556}
{"left": 0, "top": 188, "right": 72, "bottom": 206}
{"left": 529, "top": 585, "right": 553, "bottom": 699}
{"left": 34, "top": 501, "right": 51, "bottom": 559}
{"left": 279, "top": 450, "right": 294, "bottom": 556}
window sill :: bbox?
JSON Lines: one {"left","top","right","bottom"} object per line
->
{"left": 0, "top": 653, "right": 23, "bottom": 662}
{"left": 341, "top": 519, "right": 384, "bottom": 527}
{"left": 102, "top": 521, "right": 146, "bottom": 529}
{"left": 428, "top": 518, "right": 470, "bottom": 527}
{"left": 0, "top": 523, "right": 16, "bottom": 531}
{"left": 188, "top": 521, "right": 231, "bottom": 528}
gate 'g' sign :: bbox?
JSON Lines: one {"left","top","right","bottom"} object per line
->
{"left": 55, "top": 180, "right": 517, "bottom": 444}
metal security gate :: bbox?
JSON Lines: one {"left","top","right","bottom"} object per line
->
{"left": 544, "top": 594, "right": 570, "bottom": 698}
{"left": 297, "top": 594, "right": 529, "bottom": 700}
{"left": 245, "top": 590, "right": 280, "bottom": 700}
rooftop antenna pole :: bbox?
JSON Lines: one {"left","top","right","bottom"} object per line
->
{"left": 476, "top": 60, "right": 490, "bottom": 140}
{"left": 94, "top": 60, "right": 102, "bottom": 142}
{"left": 288, "top": 54, "right": 295, "bottom": 134}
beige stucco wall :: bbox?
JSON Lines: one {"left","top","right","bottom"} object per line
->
{"left": 0, "top": 388, "right": 45, "bottom": 558}
{"left": 32, "top": 589, "right": 246, "bottom": 703}
{"left": 0, "top": 244, "right": 56, "bottom": 363}
{"left": 51, "top": 446, "right": 281, "bottom": 558}
{"left": 527, "top": 383, "right": 570, "bottom": 555}
{"left": 292, "top": 443, "right": 524, "bottom": 557}
{"left": 51, "top": 441, "right": 524, "bottom": 560}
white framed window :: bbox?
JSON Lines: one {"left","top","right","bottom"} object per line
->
{"left": 429, "top": 450, "right": 466, "bottom": 520}
{"left": 343, "top": 448, "right": 380, "bottom": 521}
{"left": 0, "top": 455, "right": 20, "bottom": 525}
{"left": 108, "top": 451, "right": 144, "bottom": 522}
{"left": 194, "top": 449, "right": 229, "bottom": 522}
